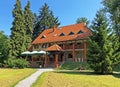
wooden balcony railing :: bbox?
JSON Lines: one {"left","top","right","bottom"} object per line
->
{"left": 63, "top": 45, "right": 84, "bottom": 49}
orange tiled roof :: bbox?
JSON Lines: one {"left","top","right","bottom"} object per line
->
{"left": 32, "top": 23, "right": 92, "bottom": 44}
{"left": 45, "top": 44, "right": 63, "bottom": 51}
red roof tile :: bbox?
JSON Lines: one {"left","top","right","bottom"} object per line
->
{"left": 45, "top": 44, "right": 63, "bottom": 51}
{"left": 32, "top": 23, "right": 92, "bottom": 44}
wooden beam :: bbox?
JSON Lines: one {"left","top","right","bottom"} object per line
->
{"left": 72, "top": 43, "right": 75, "bottom": 61}
{"left": 44, "top": 52, "right": 48, "bottom": 67}
{"left": 55, "top": 53, "right": 59, "bottom": 68}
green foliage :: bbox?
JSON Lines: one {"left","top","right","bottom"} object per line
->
{"left": 102, "top": 0, "right": 120, "bottom": 51}
{"left": 10, "top": 0, "right": 26, "bottom": 57}
{"left": 33, "top": 3, "right": 60, "bottom": 40}
{"left": 76, "top": 17, "right": 89, "bottom": 26}
{"left": 0, "top": 63, "right": 2, "bottom": 67}
{"left": 4, "top": 57, "right": 29, "bottom": 68}
{"left": 24, "top": 1, "right": 34, "bottom": 49}
{"left": 0, "top": 31, "right": 9, "bottom": 63}
{"left": 102, "top": 0, "right": 120, "bottom": 32}
{"left": 59, "top": 62, "right": 90, "bottom": 70}
{"left": 87, "top": 9, "right": 120, "bottom": 74}
{"left": 113, "top": 63, "right": 120, "bottom": 72}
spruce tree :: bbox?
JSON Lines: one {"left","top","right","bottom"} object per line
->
{"left": 24, "top": 1, "right": 34, "bottom": 49}
{"left": 33, "top": 3, "right": 60, "bottom": 40}
{"left": 102, "top": 0, "right": 120, "bottom": 36}
{"left": 102, "top": 0, "right": 120, "bottom": 51}
{"left": 76, "top": 17, "right": 89, "bottom": 26}
{"left": 87, "top": 9, "right": 120, "bottom": 74}
{"left": 9, "top": 0, "right": 26, "bottom": 57}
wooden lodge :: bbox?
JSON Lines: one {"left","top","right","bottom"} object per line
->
{"left": 28, "top": 23, "right": 92, "bottom": 68}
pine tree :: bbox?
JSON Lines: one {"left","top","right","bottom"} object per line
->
{"left": 87, "top": 9, "right": 120, "bottom": 74}
{"left": 9, "top": 0, "right": 26, "bottom": 57}
{"left": 24, "top": 1, "right": 34, "bottom": 49}
{"left": 76, "top": 17, "right": 89, "bottom": 26}
{"left": 33, "top": 3, "right": 60, "bottom": 40}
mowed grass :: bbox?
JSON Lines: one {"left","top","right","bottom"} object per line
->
{"left": 0, "top": 68, "right": 37, "bottom": 87}
{"left": 32, "top": 70, "right": 120, "bottom": 87}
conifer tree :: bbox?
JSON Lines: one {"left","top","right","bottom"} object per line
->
{"left": 102, "top": 0, "right": 120, "bottom": 51}
{"left": 87, "top": 9, "right": 120, "bottom": 74}
{"left": 102, "top": 0, "right": 120, "bottom": 36}
{"left": 0, "top": 31, "right": 9, "bottom": 63}
{"left": 33, "top": 3, "right": 60, "bottom": 40}
{"left": 24, "top": 1, "right": 34, "bottom": 49}
{"left": 9, "top": 0, "right": 26, "bottom": 57}
{"left": 76, "top": 17, "right": 89, "bottom": 26}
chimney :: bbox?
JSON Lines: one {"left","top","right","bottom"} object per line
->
{"left": 53, "top": 25, "right": 56, "bottom": 32}
{"left": 84, "top": 22, "right": 86, "bottom": 26}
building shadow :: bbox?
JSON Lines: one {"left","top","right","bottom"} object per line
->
{"left": 54, "top": 70, "right": 98, "bottom": 76}
{"left": 112, "top": 72, "right": 120, "bottom": 79}
{"left": 54, "top": 70, "right": 120, "bottom": 78}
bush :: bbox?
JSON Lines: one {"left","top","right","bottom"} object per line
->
{"left": 113, "top": 63, "right": 120, "bottom": 72}
{"left": 0, "top": 63, "right": 2, "bottom": 67}
{"left": 59, "top": 61, "right": 90, "bottom": 70}
{"left": 4, "top": 57, "right": 29, "bottom": 68}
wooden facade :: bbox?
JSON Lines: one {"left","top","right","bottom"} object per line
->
{"left": 28, "top": 23, "right": 92, "bottom": 68}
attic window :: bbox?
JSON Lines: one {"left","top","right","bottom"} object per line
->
{"left": 41, "top": 35, "right": 46, "bottom": 39}
{"left": 77, "top": 30, "right": 84, "bottom": 34}
{"left": 59, "top": 33, "right": 65, "bottom": 36}
{"left": 69, "top": 31, "right": 74, "bottom": 35}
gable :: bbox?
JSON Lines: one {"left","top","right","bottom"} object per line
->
{"left": 32, "top": 23, "right": 92, "bottom": 44}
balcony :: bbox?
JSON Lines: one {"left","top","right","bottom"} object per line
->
{"left": 64, "top": 45, "right": 84, "bottom": 49}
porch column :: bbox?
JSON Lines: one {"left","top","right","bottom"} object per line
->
{"left": 63, "top": 44, "right": 66, "bottom": 50}
{"left": 72, "top": 43, "right": 75, "bottom": 61}
{"left": 83, "top": 42, "right": 86, "bottom": 61}
{"left": 62, "top": 44, "right": 65, "bottom": 61}
{"left": 55, "top": 53, "right": 59, "bottom": 68}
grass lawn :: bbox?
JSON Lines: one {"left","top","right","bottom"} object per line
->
{"left": 0, "top": 68, "right": 37, "bottom": 87}
{"left": 32, "top": 70, "right": 120, "bottom": 87}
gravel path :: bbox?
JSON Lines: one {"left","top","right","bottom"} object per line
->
{"left": 15, "top": 68, "right": 53, "bottom": 87}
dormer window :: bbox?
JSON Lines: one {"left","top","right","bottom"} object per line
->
{"left": 41, "top": 35, "right": 46, "bottom": 39}
{"left": 59, "top": 33, "right": 65, "bottom": 36}
{"left": 69, "top": 31, "right": 74, "bottom": 35}
{"left": 77, "top": 30, "right": 84, "bottom": 34}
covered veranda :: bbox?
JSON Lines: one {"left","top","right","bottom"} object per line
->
{"left": 44, "top": 44, "right": 64, "bottom": 68}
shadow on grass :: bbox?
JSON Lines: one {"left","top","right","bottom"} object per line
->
{"left": 112, "top": 72, "right": 120, "bottom": 79}
{"left": 54, "top": 70, "right": 120, "bottom": 78}
{"left": 54, "top": 70, "right": 98, "bottom": 76}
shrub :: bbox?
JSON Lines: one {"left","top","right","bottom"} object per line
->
{"left": 0, "top": 63, "right": 2, "bottom": 67}
{"left": 113, "top": 63, "right": 120, "bottom": 72}
{"left": 4, "top": 57, "right": 29, "bottom": 68}
{"left": 59, "top": 61, "right": 90, "bottom": 70}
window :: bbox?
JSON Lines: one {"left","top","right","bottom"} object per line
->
{"left": 68, "top": 31, "right": 74, "bottom": 35}
{"left": 41, "top": 35, "right": 46, "bottom": 39}
{"left": 77, "top": 30, "right": 84, "bottom": 34}
{"left": 59, "top": 33, "right": 65, "bottom": 36}
{"left": 34, "top": 44, "right": 39, "bottom": 49}
{"left": 42, "top": 43, "right": 47, "bottom": 48}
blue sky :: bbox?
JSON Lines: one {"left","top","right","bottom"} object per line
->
{"left": 0, "top": 0, "right": 103, "bottom": 36}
